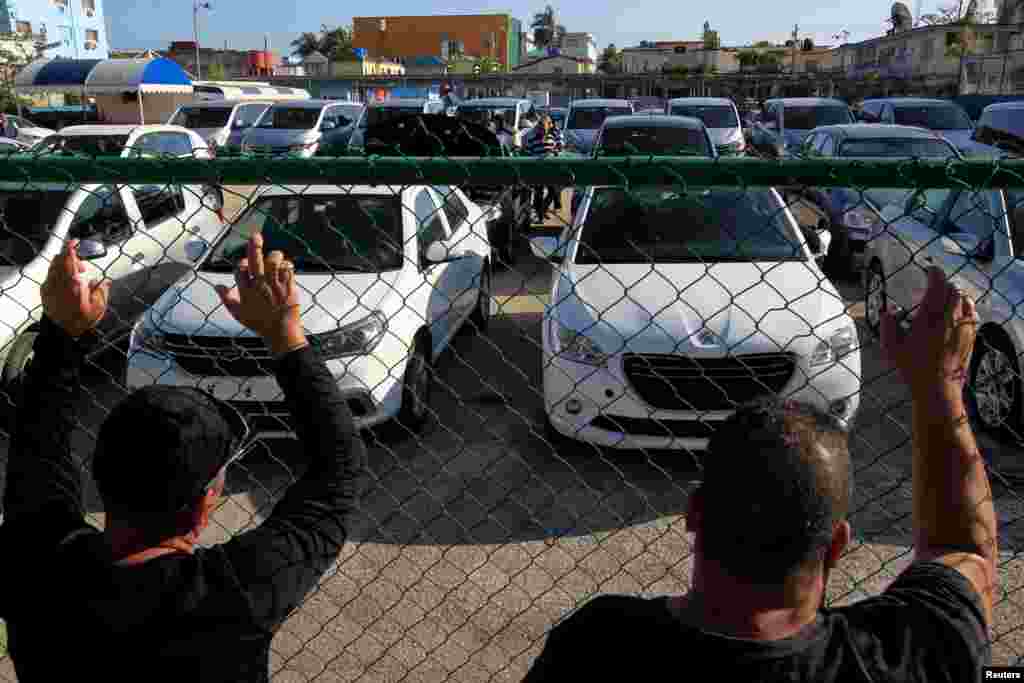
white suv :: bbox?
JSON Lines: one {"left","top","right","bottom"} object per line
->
{"left": 865, "top": 187, "right": 1024, "bottom": 434}
{"left": 33, "top": 124, "right": 214, "bottom": 159}
{"left": 126, "top": 184, "right": 492, "bottom": 437}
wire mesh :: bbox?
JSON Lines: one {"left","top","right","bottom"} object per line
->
{"left": 0, "top": 141, "right": 1023, "bottom": 679}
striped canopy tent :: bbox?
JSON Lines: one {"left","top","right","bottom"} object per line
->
{"left": 14, "top": 57, "right": 192, "bottom": 95}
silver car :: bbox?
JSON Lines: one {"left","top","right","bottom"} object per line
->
{"left": 562, "top": 99, "right": 635, "bottom": 156}
{"left": 241, "top": 100, "right": 365, "bottom": 158}
{"left": 665, "top": 97, "right": 746, "bottom": 156}
{"left": 865, "top": 187, "right": 1024, "bottom": 435}
{"left": 167, "top": 100, "right": 273, "bottom": 152}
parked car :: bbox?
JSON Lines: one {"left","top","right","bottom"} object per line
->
{"left": 167, "top": 99, "right": 274, "bottom": 153}
{"left": 347, "top": 98, "right": 447, "bottom": 152}
{"left": 969, "top": 100, "right": 1024, "bottom": 157}
{"left": 1, "top": 114, "right": 56, "bottom": 146}
{"left": 562, "top": 99, "right": 635, "bottom": 156}
{"left": 357, "top": 113, "right": 530, "bottom": 267}
{"left": 750, "top": 97, "right": 855, "bottom": 158}
{"left": 530, "top": 184, "right": 856, "bottom": 450}
{"left": 0, "top": 179, "right": 226, "bottom": 393}
{"left": 864, "top": 186, "right": 1024, "bottom": 435}
{"left": 572, "top": 115, "right": 717, "bottom": 217}
{"left": 240, "top": 100, "right": 365, "bottom": 158}
{"left": 800, "top": 123, "right": 962, "bottom": 274}
{"left": 455, "top": 97, "right": 538, "bottom": 149}
{"left": 33, "top": 124, "right": 215, "bottom": 160}
{"left": 125, "top": 184, "right": 492, "bottom": 437}
{"left": 859, "top": 97, "right": 978, "bottom": 154}
{"left": 665, "top": 97, "right": 746, "bottom": 156}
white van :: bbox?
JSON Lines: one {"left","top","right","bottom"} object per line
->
{"left": 167, "top": 100, "right": 274, "bottom": 151}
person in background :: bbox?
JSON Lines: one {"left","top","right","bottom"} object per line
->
{"left": 525, "top": 114, "right": 564, "bottom": 221}
{"left": 524, "top": 267, "right": 994, "bottom": 682}
{"left": 0, "top": 233, "right": 366, "bottom": 680}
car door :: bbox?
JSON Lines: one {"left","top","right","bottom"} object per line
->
{"left": 433, "top": 185, "right": 483, "bottom": 321}
{"left": 68, "top": 185, "right": 162, "bottom": 335}
{"left": 881, "top": 188, "right": 953, "bottom": 317}
{"left": 932, "top": 189, "right": 1003, "bottom": 317}
{"left": 414, "top": 188, "right": 460, "bottom": 354}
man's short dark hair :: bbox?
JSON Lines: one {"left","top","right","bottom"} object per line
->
{"left": 700, "top": 397, "right": 852, "bottom": 585}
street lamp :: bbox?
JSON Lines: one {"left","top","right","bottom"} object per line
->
{"left": 193, "top": 1, "right": 213, "bottom": 80}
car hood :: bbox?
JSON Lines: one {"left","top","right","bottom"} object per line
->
{"left": 553, "top": 262, "right": 846, "bottom": 355}
{"left": 147, "top": 270, "right": 402, "bottom": 336}
{"left": 241, "top": 128, "right": 319, "bottom": 146}
{"left": 708, "top": 127, "right": 742, "bottom": 146}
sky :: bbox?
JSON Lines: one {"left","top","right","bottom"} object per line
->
{"left": 103, "top": 0, "right": 951, "bottom": 56}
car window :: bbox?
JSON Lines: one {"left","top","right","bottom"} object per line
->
{"left": 818, "top": 134, "right": 835, "bottom": 156}
{"left": 575, "top": 187, "right": 805, "bottom": 264}
{"left": 667, "top": 105, "right": 739, "bottom": 129}
{"left": 168, "top": 107, "right": 232, "bottom": 129}
{"left": 802, "top": 133, "right": 820, "bottom": 156}
{"left": 0, "top": 189, "right": 71, "bottom": 266}
{"left": 779, "top": 106, "right": 852, "bottom": 129}
{"left": 597, "top": 125, "right": 711, "bottom": 156}
{"left": 35, "top": 134, "right": 129, "bottom": 156}
{"left": 433, "top": 186, "right": 470, "bottom": 227}
{"left": 893, "top": 105, "right": 972, "bottom": 130}
{"left": 69, "top": 186, "right": 133, "bottom": 244}
{"left": 132, "top": 184, "right": 186, "bottom": 226}
{"left": 567, "top": 107, "right": 634, "bottom": 130}
{"left": 945, "top": 191, "right": 997, "bottom": 242}
{"left": 235, "top": 104, "right": 267, "bottom": 128}
{"left": 131, "top": 132, "right": 194, "bottom": 157}
{"left": 258, "top": 106, "right": 322, "bottom": 129}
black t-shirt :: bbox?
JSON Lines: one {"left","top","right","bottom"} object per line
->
{"left": 523, "top": 562, "right": 989, "bottom": 682}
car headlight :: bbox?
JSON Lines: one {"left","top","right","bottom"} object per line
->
{"left": 310, "top": 312, "right": 387, "bottom": 360}
{"left": 551, "top": 318, "right": 607, "bottom": 366}
{"left": 809, "top": 324, "right": 858, "bottom": 367}
{"left": 840, "top": 205, "right": 879, "bottom": 231}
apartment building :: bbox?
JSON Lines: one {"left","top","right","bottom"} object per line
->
{"left": 0, "top": 0, "right": 109, "bottom": 59}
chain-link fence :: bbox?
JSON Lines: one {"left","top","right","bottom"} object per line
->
{"left": 1, "top": 149, "right": 1024, "bottom": 678}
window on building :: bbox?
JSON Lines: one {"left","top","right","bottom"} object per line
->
{"left": 85, "top": 29, "right": 98, "bottom": 42}
{"left": 82, "top": 0, "right": 95, "bottom": 11}
{"left": 15, "top": 21, "right": 31, "bottom": 34}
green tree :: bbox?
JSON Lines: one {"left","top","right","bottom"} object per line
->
{"left": 531, "top": 5, "right": 566, "bottom": 49}
{"left": 478, "top": 55, "right": 502, "bottom": 73}
{"left": 290, "top": 32, "right": 322, "bottom": 58}
{"left": 753, "top": 40, "right": 774, "bottom": 47}
{"left": 737, "top": 50, "right": 760, "bottom": 69}
{"left": 290, "top": 25, "right": 356, "bottom": 60}
{"left": 0, "top": 34, "right": 38, "bottom": 114}
{"left": 597, "top": 43, "right": 622, "bottom": 73}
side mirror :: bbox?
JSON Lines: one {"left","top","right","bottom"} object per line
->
{"left": 77, "top": 239, "right": 107, "bottom": 261}
{"left": 942, "top": 233, "right": 983, "bottom": 258}
{"left": 529, "top": 235, "right": 563, "bottom": 263}
{"left": 425, "top": 241, "right": 464, "bottom": 264}
{"left": 184, "top": 238, "right": 210, "bottom": 263}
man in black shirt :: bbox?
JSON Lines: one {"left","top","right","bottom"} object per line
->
{"left": 525, "top": 267, "right": 995, "bottom": 682}
{"left": 1, "top": 234, "right": 365, "bottom": 681}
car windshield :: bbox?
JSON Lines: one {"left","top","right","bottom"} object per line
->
{"left": 893, "top": 105, "right": 972, "bottom": 130}
{"left": 668, "top": 105, "right": 739, "bottom": 129}
{"left": 366, "top": 107, "right": 426, "bottom": 127}
{"left": 840, "top": 138, "right": 956, "bottom": 158}
{"left": 575, "top": 187, "right": 805, "bottom": 264}
{"left": 203, "top": 194, "right": 404, "bottom": 273}
{"left": 567, "top": 107, "right": 634, "bottom": 130}
{"left": 0, "top": 190, "right": 70, "bottom": 266}
{"left": 457, "top": 107, "right": 515, "bottom": 126}
{"left": 34, "top": 134, "right": 130, "bottom": 156}
{"left": 780, "top": 106, "right": 852, "bottom": 129}
{"left": 597, "top": 126, "right": 710, "bottom": 156}
{"left": 258, "top": 107, "right": 321, "bottom": 129}
{"left": 980, "top": 109, "right": 1024, "bottom": 138}
{"left": 168, "top": 107, "right": 232, "bottom": 129}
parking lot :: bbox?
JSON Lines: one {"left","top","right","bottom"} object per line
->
{"left": 2, "top": 188, "right": 1024, "bottom": 680}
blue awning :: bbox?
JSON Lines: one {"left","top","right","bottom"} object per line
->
{"left": 14, "top": 57, "right": 192, "bottom": 95}
{"left": 14, "top": 58, "right": 103, "bottom": 93}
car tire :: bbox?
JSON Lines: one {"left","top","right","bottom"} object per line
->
{"left": 967, "top": 330, "right": 1022, "bottom": 438}
{"left": 864, "top": 260, "right": 886, "bottom": 337}
{"left": 395, "top": 335, "right": 434, "bottom": 435}
{"left": 1, "top": 331, "right": 37, "bottom": 427}
{"left": 469, "top": 264, "right": 491, "bottom": 334}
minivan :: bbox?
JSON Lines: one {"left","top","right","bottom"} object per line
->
{"left": 665, "top": 97, "right": 746, "bottom": 156}
{"left": 562, "top": 99, "right": 635, "bottom": 156}
{"left": 347, "top": 98, "right": 448, "bottom": 152}
{"left": 240, "top": 100, "right": 366, "bottom": 158}
{"left": 167, "top": 100, "right": 273, "bottom": 152}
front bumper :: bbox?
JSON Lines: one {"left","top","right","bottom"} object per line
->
{"left": 543, "top": 350, "right": 861, "bottom": 451}
{"left": 125, "top": 349, "right": 405, "bottom": 437}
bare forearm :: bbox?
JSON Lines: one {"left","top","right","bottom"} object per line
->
{"left": 911, "top": 386, "right": 997, "bottom": 565}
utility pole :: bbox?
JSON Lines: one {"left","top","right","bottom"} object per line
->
{"left": 193, "top": 1, "right": 212, "bottom": 80}
{"left": 791, "top": 24, "right": 799, "bottom": 75}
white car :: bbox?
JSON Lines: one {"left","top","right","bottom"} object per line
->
{"left": 33, "top": 124, "right": 214, "bottom": 159}
{"left": 865, "top": 187, "right": 1024, "bottom": 434}
{"left": 2, "top": 115, "right": 56, "bottom": 146}
{"left": 0, "top": 180, "right": 226, "bottom": 391}
{"left": 125, "top": 184, "right": 493, "bottom": 437}
{"left": 532, "top": 185, "right": 861, "bottom": 451}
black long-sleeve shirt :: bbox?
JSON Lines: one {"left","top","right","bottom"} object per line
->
{"left": 0, "top": 315, "right": 365, "bottom": 681}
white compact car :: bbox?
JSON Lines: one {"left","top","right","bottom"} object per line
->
{"left": 2, "top": 115, "right": 56, "bottom": 146}
{"left": 0, "top": 181, "right": 226, "bottom": 391}
{"left": 126, "top": 184, "right": 493, "bottom": 436}
{"left": 865, "top": 187, "right": 1024, "bottom": 435}
{"left": 532, "top": 185, "right": 861, "bottom": 451}
{"left": 33, "top": 124, "right": 214, "bottom": 159}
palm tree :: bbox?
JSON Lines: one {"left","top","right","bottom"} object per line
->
{"left": 290, "top": 32, "right": 322, "bottom": 58}
{"left": 531, "top": 5, "right": 566, "bottom": 50}
{"left": 290, "top": 26, "right": 356, "bottom": 60}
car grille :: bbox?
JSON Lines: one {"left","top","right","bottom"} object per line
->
{"left": 589, "top": 415, "right": 718, "bottom": 439}
{"left": 622, "top": 352, "right": 797, "bottom": 411}
{"left": 163, "top": 334, "right": 274, "bottom": 377}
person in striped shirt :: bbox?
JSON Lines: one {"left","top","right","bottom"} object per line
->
{"left": 525, "top": 114, "right": 564, "bottom": 220}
